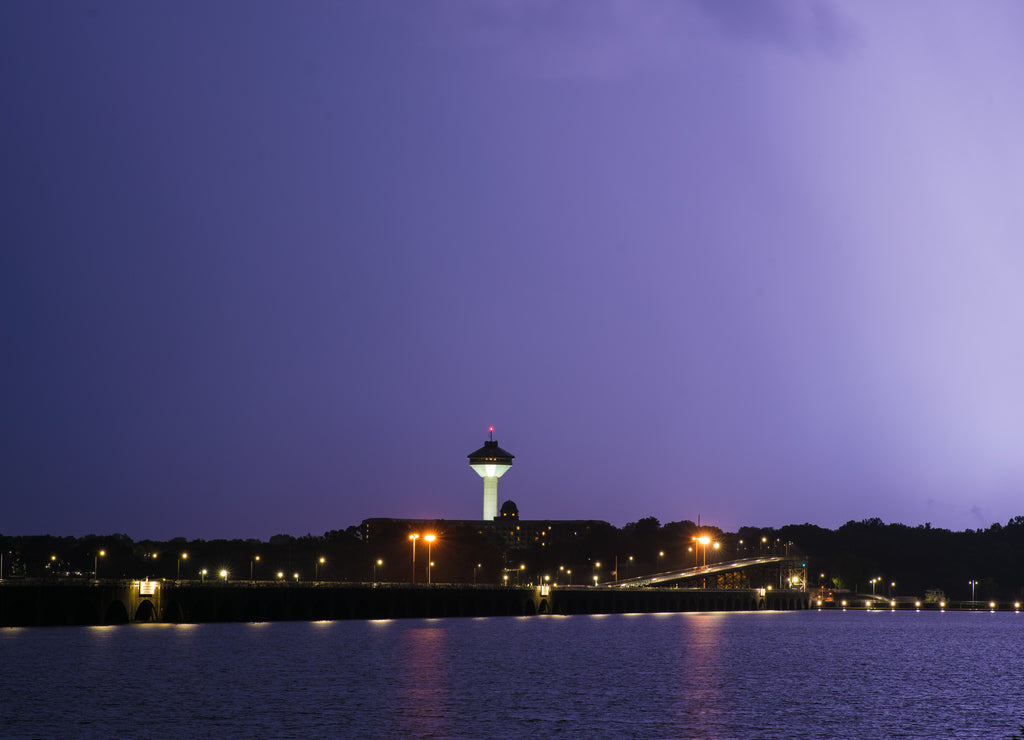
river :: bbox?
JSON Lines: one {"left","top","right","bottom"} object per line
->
{"left": 3, "top": 610, "right": 1023, "bottom": 739}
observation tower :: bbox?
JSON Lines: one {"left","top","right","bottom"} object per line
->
{"left": 468, "top": 428, "right": 514, "bottom": 521}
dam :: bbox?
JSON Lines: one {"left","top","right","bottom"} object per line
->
{"left": 0, "top": 580, "right": 810, "bottom": 626}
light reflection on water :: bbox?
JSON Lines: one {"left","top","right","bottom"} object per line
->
{"left": 2, "top": 611, "right": 1024, "bottom": 739}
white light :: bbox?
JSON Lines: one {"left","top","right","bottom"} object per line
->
{"left": 470, "top": 463, "right": 511, "bottom": 479}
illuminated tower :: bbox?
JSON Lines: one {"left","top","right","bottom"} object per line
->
{"left": 468, "top": 427, "right": 514, "bottom": 521}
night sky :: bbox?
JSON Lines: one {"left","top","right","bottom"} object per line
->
{"left": 4, "top": 2, "right": 1024, "bottom": 541}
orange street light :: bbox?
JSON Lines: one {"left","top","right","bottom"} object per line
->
{"left": 178, "top": 552, "right": 188, "bottom": 580}
{"left": 315, "top": 557, "right": 325, "bottom": 582}
{"left": 424, "top": 534, "right": 437, "bottom": 584}
{"left": 409, "top": 534, "right": 420, "bottom": 584}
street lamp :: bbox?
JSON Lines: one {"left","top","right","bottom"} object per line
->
{"left": 424, "top": 534, "right": 436, "bottom": 584}
{"left": 178, "top": 552, "right": 188, "bottom": 581}
{"left": 409, "top": 534, "right": 420, "bottom": 584}
{"left": 220, "top": 569, "right": 228, "bottom": 581}
{"left": 870, "top": 577, "right": 879, "bottom": 595}
{"left": 473, "top": 562, "right": 481, "bottom": 584}
{"left": 693, "top": 536, "right": 711, "bottom": 568}
{"left": 969, "top": 580, "right": 978, "bottom": 606}
{"left": 593, "top": 561, "right": 601, "bottom": 585}
{"left": 374, "top": 558, "right": 383, "bottom": 583}
{"left": 293, "top": 572, "right": 299, "bottom": 582}
{"left": 200, "top": 568, "right": 208, "bottom": 582}
{"left": 315, "top": 557, "right": 325, "bottom": 582}
{"left": 94, "top": 550, "right": 106, "bottom": 580}
{"left": 251, "top": 555, "right": 260, "bottom": 582}
{"left": 277, "top": 571, "right": 284, "bottom": 580}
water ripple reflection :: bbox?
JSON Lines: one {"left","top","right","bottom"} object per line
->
{"left": 2, "top": 611, "right": 1023, "bottom": 738}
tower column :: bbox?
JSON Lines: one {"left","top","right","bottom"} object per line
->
{"left": 483, "top": 476, "right": 498, "bottom": 521}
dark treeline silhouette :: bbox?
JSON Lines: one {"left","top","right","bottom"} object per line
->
{"left": 3, "top": 516, "right": 1023, "bottom": 601}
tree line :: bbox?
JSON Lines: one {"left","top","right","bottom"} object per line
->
{"left": 3, "top": 516, "right": 1023, "bottom": 601}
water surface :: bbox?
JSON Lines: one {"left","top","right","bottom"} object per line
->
{"left": 2, "top": 611, "right": 1022, "bottom": 738}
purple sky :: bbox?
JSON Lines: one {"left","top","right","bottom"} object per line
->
{"left": 4, "top": 2, "right": 1024, "bottom": 540}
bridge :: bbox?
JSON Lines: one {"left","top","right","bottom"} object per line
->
{"left": 606, "top": 555, "right": 805, "bottom": 589}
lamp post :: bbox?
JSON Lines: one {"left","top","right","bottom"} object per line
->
{"left": 94, "top": 550, "right": 105, "bottom": 580}
{"left": 200, "top": 568, "right": 208, "bottom": 582}
{"left": 424, "top": 534, "right": 436, "bottom": 584}
{"left": 178, "top": 552, "right": 188, "bottom": 581}
{"left": 409, "top": 534, "right": 420, "bottom": 584}
{"left": 220, "top": 569, "right": 228, "bottom": 582}
{"left": 315, "top": 557, "right": 325, "bottom": 582}
{"left": 870, "top": 577, "right": 879, "bottom": 596}
{"left": 374, "top": 558, "right": 383, "bottom": 583}
{"left": 593, "top": 561, "right": 601, "bottom": 586}
{"left": 251, "top": 555, "right": 260, "bottom": 582}
{"left": 473, "top": 563, "right": 481, "bottom": 584}
{"left": 699, "top": 536, "right": 711, "bottom": 567}
{"left": 969, "top": 580, "right": 978, "bottom": 607}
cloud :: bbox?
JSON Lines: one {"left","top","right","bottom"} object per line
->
{"left": 411, "top": 0, "right": 861, "bottom": 81}
{"left": 412, "top": 0, "right": 699, "bottom": 79}
{"left": 693, "top": 0, "right": 861, "bottom": 56}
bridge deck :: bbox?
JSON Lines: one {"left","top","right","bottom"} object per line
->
{"left": 607, "top": 555, "right": 793, "bottom": 587}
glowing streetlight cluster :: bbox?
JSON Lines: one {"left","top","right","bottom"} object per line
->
{"left": 409, "top": 532, "right": 439, "bottom": 584}
{"left": 691, "top": 535, "right": 720, "bottom": 570}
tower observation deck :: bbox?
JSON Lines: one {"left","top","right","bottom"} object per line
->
{"left": 468, "top": 429, "right": 514, "bottom": 521}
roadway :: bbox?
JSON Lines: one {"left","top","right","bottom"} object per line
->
{"left": 605, "top": 555, "right": 793, "bottom": 587}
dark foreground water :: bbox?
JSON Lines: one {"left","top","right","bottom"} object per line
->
{"left": 3, "top": 610, "right": 1024, "bottom": 739}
